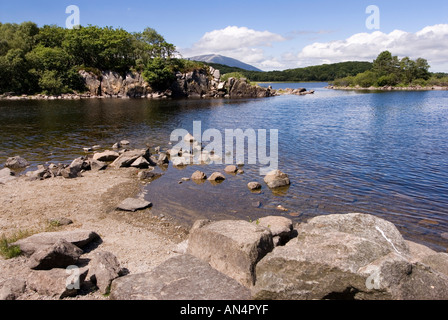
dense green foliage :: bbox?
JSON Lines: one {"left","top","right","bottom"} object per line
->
{"left": 331, "top": 51, "right": 444, "bottom": 88}
{"left": 0, "top": 22, "right": 178, "bottom": 95}
{"left": 199, "top": 61, "right": 373, "bottom": 82}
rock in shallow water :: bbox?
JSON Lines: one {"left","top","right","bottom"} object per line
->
{"left": 117, "top": 198, "right": 152, "bottom": 212}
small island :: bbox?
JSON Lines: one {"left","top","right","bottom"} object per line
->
{"left": 328, "top": 51, "right": 448, "bottom": 91}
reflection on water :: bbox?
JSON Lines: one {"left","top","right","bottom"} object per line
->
{"left": 1, "top": 83, "right": 447, "bottom": 251}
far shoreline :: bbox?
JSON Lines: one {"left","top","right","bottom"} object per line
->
{"left": 326, "top": 85, "right": 448, "bottom": 91}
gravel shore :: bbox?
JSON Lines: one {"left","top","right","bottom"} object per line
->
{"left": 0, "top": 168, "right": 189, "bottom": 300}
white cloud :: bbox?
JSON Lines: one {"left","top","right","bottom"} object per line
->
{"left": 296, "top": 24, "right": 448, "bottom": 71}
{"left": 180, "top": 26, "right": 286, "bottom": 70}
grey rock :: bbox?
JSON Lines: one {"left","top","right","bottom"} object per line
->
{"left": 88, "top": 251, "right": 122, "bottom": 294}
{"left": 27, "top": 267, "right": 88, "bottom": 299}
{"left": 130, "top": 156, "right": 150, "bottom": 169}
{"left": 28, "top": 239, "right": 83, "bottom": 270}
{"left": 93, "top": 150, "right": 119, "bottom": 162}
{"left": 12, "top": 230, "right": 100, "bottom": 256}
{"left": 255, "top": 216, "right": 293, "bottom": 246}
{"left": 0, "top": 278, "right": 26, "bottom": 300}
{"left": 111, "top": 149, "right": 151, "bottom": 168}
{"left": 117, "top": 198, "right": 152, "bottom": 212}
{"left": 252, "top": 213, "right": 448, "bottom": 300}
{"left": 263, "top": 170, "right": 290, "bottom": 189}
{"left": 5, "top": 156, "right": 29, "bottom": 169}
{"left": 110, "top": 255, "right": 251, "bottom": 300}
{"left": 187, "top": 220, "right": 274, "bottom": 287}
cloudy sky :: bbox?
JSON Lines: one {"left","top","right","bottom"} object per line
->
{"left": 2, "top": 0, "right": 448, "bottom": 71}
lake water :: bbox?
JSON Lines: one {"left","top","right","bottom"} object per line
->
{"left": 1, "top": 82, "right": 447, "bottom": 251}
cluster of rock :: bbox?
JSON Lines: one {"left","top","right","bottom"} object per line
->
{"left": 0, "top": 67, "right": 277, "bottom": 100}
{"left": 277, "top": 87, "right": 315, "bottom": 95}
{"left": 1, "top": 229, "right": 124, "bottom": 299}
{"left": 171, "top": 67, "right": 276, "bottom": 99}
{"left": 108, "top": 213, "right": 448, "bottom": 300}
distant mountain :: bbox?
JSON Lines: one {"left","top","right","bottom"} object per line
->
{"left": 189, "top": 54, "right": 263, "bottom": 72}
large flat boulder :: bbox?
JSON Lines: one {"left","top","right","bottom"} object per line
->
{"left": 92, "top": 150, "right": 119, "bottom": 162}
{"left": 187, "top": 220, "right": 274, "bottom": 287}
{"left": 109, "top": 254, "right": 251, "bottom": 300}
{"left": 12, "top": 230, "right": 100, "bottom": 256}
{"left": 252, "top": 213, "right": 448, "bottom": 300}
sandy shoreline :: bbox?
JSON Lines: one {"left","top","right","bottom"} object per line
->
{"left": 0, "top": 168, "right": 189, "bottom": 299}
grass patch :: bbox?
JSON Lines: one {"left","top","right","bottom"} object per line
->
{"left": 0, "top": 230, "right": 33, "bottom": 259}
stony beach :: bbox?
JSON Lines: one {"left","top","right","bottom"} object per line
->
{"left": 1, "top": 145, "right": 448, "bottom": 300}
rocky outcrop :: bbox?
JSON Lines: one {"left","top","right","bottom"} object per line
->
{"left": 79, "top": 70, "right": 151, "bottom": 98}
{"left": 77, "top": 67, "right": 275, "bottom": 99}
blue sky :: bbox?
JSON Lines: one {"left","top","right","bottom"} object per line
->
{"left": 1, "top": 0, "right": 448, "bottom": 71}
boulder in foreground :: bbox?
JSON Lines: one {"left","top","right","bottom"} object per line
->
{"left": 187, "top": 219, "right": 273, "bottom": 288}
{"left": 109, "top": 254, "right": 251, "bottom": 300}
{"left": 252, "top": 213, "right": 448, "bottom": 300}
{"left": 12, "top": 230, "right": 100, "bottom": 256}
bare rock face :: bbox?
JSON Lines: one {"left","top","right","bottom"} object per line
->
{"left": 187, "top": 220, "right": 274, "bottom": 288}
{"left": 252, "top": 213, "right": 448, "bottom": 300}
{"left": 109, "top": 254, "right": 251, "bottom": 300}
{"left": 79, "top": 70, "right": 101, "bottom": 95}
{"left": 28, "top": 239, "right": 83, "bottom": 270}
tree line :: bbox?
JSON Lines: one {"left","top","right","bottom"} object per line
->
{"left": 0, "top": 22, "right": 203, "bottom": 95}
{"left": 332, "top": 51, "right": 448, "bottom": 87}
{"left": 204, "top": 61, "right": 373, "bottom": 82}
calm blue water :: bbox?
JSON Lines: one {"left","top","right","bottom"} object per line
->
{"left": 1, "top": 83, "right": 447, "bottom": 251}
